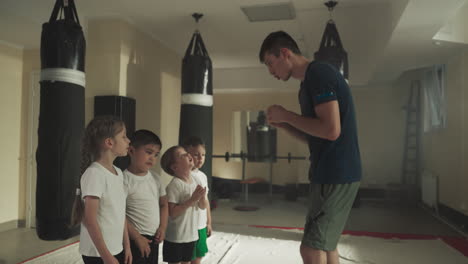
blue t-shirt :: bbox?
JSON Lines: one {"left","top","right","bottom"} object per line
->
{"left": 299, "top": 61, "right": 361, "bottom": 184}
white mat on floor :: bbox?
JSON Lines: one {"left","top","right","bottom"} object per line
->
{"left": 21, "top": 231, "right": 467, "bottom": 264}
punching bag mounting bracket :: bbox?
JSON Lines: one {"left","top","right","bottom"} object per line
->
{"left": 192, "top": 13, "right": 204, "bottom": 23}
{"left": 324, "top": 0, "right": 338, "bottom": 12}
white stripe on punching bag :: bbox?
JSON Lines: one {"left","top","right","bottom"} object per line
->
{"left": 181, "top": 93, "right": 213, "bottom": 107}
{"left": 40, "top": 68, "right": 86, "bottom": 87}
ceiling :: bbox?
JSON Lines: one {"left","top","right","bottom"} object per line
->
{"left": 1, "top": 0, "right": 467, "bottom": 87}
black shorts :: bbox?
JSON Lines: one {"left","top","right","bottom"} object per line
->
{"left": 130, "top": 234, "right": 159, "bottom": 264}
{"left": 163, "top": 240, "right": 196, "bottom": 263}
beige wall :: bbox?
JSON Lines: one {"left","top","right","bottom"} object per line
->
{"left": 158, "top": 72, "right": 182, "bottom": 186}
{"left": 353, "top": 84, "right": 407, "bottom": 187}
{"left": 0, "top": 43, "right": 23, "bottom": 224}
{"left": 85, "top": 18, "right": 181, "bottom": 134}
{"left": 4, "top": 16, "right": 468, "bottom": 225}
{"left": 0, "top": 19, "right": 182, "bottom": 226}
{"left": 85, "top": 19, "right": 125, "bottom": 122}
{"left": 118, "top": 20, "right": 181, "bottom": 185}
{"left": 85, "top": 19, "right": 183, "bottom": 184}
{"left": 213, "top": 84, "right": 407, "bottom": 187}
{"left": 119, "top": 19, "right": 181, "bottom": 138}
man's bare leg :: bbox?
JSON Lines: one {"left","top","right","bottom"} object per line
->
{"left": 326, "top": 249, "right": 339, "bottom": 264}
{"left": 300, "top": 243, "right": 327, "bottom": 264}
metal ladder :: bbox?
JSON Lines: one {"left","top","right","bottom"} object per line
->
{"left": 401, "top": 80, "right": 422, "bottom": 186}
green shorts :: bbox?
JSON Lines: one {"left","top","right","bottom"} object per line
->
{"left": 302, "top": 181, "right": 360, "bottom": 251}
{"left": 192, "top": 227, "right": 208, "bottom": 259}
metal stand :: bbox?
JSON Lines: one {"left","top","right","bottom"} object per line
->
{"left": 212, "top": 152, "right": 306, "bottom": 210}
{"left": 241, "top": 152, "right": 248, "bottom": 202}
{"left": 269, "top": 161, "right": 273, "bottom": 202}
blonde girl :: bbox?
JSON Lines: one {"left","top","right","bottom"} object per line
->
{"left": 71, "top": 116, "right": 132, "bottom": 264}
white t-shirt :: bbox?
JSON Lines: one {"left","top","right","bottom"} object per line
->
{"left": 79, "top": 162, "right": 126, "bottom": 257}
{"left": 191, "top": 169, "right": 209, "bottom": 229}
{"left": 165, "top": 175, "right": 200, "bottom": 243}
{"left": 124, "top": 170, "right": 166, "bottom": 236}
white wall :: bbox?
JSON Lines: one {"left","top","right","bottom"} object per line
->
{"left": 418, "top": 51, "right": 468, "bottom": 216}
{"left": 394, "top": 50, "right": 468, "bottom": 216}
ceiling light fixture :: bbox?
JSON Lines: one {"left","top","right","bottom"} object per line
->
{"left": 241, "top": 2, "right": 296, "bottom": 22}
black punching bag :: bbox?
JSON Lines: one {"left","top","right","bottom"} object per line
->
{"left": 36, "top": 0, "right": 85, "bottom": 240}
{"left": 314, "top": 20, "right": 349, "bottom": 80}
{"left": 247, "top": 111, "right": 277, "bottom": 163}
{"left": 179, "top": 28, "right": 213, "bottom": 187}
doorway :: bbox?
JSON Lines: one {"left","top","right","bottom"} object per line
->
{"left": 26, "top": 71, "right": 40, "bottom": 228}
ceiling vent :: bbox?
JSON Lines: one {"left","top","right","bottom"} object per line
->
{"left": 241, "top": 2, "right": 296, "bottom": 22}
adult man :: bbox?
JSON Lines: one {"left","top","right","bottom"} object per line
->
{"left": 259, "top": 31, "right": 361, "bottom": 264}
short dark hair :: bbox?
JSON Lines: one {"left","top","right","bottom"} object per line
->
{"left": 182, "top": 136, "right": 205, "bottom": 149}
{"left": 258, "top": 31, "right": 301, "bottom": 63}
{"left": 130, "top": 129, "right": 162, "bottom": 149}
{"left": 160, "top": 146, "right": 182, "bottom": 176}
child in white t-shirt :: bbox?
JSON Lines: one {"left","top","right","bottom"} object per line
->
{"left": 71, "top": 116, "right": 132, "bottom": 264}
{"left": 183, "top": 136, "right": 212, "bottom": 264}
{"left": 160, "top": 146, "right": 208, "bottom": 264}
{"left": 124, "top": 130, "right": 168, "bottom": 264}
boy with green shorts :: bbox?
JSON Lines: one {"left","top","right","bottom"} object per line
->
{"left": 183, "top": 136, "right": 212, "bottom": 264}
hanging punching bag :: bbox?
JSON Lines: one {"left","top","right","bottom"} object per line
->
{"left": 179, "top": 27, "right": 213, "bottom": 188}
{"left": 314, "top": 20, "right": 349, "bottom": 80}
{"left": 36, "top": 0, "right": 85, "bottom": 240}
{"left": 247, "top": 111, "right": 277, "bottom": 163}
